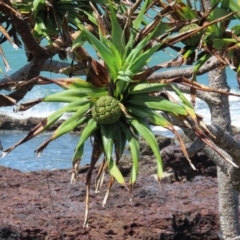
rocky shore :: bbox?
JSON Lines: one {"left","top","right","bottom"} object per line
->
{"left": 0, "top": 166, "right": 219, "bottom": 240}
{"left": 0, "top": 114, "right": 227, "bottom": 239}
{"left": 0, "top": 113, "right": 65, "bottom": 131}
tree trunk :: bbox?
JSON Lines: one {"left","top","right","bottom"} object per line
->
{"left": 199, "top": 0, "right": 239, "bottom": 237}
{"left": 208, "top": 68, "right": 239, "bottom": 239}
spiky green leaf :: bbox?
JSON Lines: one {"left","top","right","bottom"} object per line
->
{"left": 129, "top": 82, "right": 168, "bottom": 94}
{"left": 194, "top": 53, "right": 211, "bottom": 74}
{"left": 101, "top": 124, "right": 125, "bottom": 185}
{"left": 129, "top": 44, "right": 161, "bottom": 74}
{"left": 73, "top": 29, "right": 119, "bottom": 78}
{"left": 43, "top": 88, "right": 107, "bottom": 101}
{"left": 108, "top": 0, "right": 125, "bottom": 56}
{"left": 171, "top": 85, "right": 198, "bottom": 122}
{"left": 72, "top": 118, "right": 99, "bottom": 164}
{"left": 127, "top": 104, "right": 171, "bottom": 128}
{"left": 127, "top": 94, "right": 187, "bottom": 115}
{"left": 114, "top": 125, "right": 127, "bottom": 159}
{"left": 33, "top": 0, "right": 44, "bottom": 17}
{"left": 130, "top": 118, "right": 163, "bottom": 180}
{"left": 52, "top": 103, "right": 93, "bottom": 139}
{"left": 119, "top": 121, "right": 139, "bottom": 187}
{"left": 132, "top": 0, "right": 151, "bottom": 30}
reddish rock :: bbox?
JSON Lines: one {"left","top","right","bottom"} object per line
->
{"left": 0, "top": 122, "right": 223, "bottom": 239}
{"left": 0, "top": 165, "right": 220, "bottom": 240}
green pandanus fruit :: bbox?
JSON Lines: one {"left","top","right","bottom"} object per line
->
{"left": 179, "top": 23, "right": 202, "bottom": 46}
{"left": 92, "top": 96, "right": 122, "bottom": 125}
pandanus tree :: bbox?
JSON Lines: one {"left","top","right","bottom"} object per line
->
{"left": 1, "top": 0, "right": 240, "bottom": 228}
{"left": 1, "top": 0, "right": 240, "bottom": 235}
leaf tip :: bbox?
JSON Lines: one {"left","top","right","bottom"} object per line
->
{"left": 1, "top": 151, "right": 8, "bottom": 158}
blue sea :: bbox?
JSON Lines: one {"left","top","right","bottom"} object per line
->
{"left": 0, "top": 41, "right": 240, "bottom": 172}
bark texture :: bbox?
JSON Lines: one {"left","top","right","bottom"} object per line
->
{"left": 207, "top": 68, "right": 240, "bottom": 239}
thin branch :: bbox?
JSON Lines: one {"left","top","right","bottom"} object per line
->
{"left": 2, "top": 0, "right": 47, "bottom": 59}
{"left": 0, "top": 60, "right": 86, "bottom": 87}
{"left": 0, "top": 30, "right": 83, "bottom": 106}
{"left": 147, "top": 56, "right": 221, "bottom": 80}
{"left": 163, "top": 83, "right": 221, "bottom": 104}
{"left": 163, "top": 112, "right": 240, "bottom": 192}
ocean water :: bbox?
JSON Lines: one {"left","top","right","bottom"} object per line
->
{"left": 0, "top": 41, "right": 240, "bottom": 172}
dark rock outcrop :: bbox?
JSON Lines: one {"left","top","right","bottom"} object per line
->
{"left": 0, "top": 114, "right": 84, "bottom": 132}
{"left": 121, "top": 136, "right": 217, "bottom": 182}
{"left": 0, "top": 162, "right": 221, "bottom": 240}
{"left": 161, "top": 143, "right": 217, "bottom": 180}
{"left": 0, "top": 113, "right": 64, "bottom": 131}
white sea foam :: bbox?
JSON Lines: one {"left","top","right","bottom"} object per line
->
{"left": 1, "top": 85, "right": 239, "bottom": 129}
